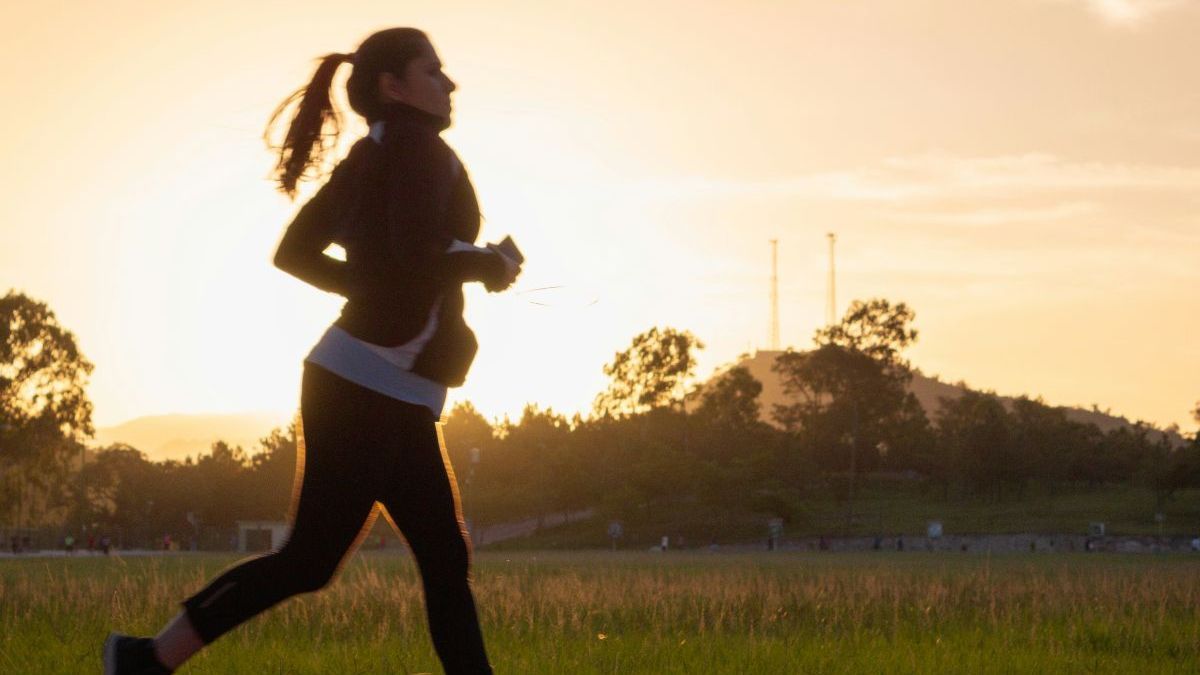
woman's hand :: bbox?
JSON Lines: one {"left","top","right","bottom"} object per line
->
{"left": 484, "top": 244, "right": 521, "bottom": 292}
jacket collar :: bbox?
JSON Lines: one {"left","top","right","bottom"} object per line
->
{"left": 374, "top": 102, "right": 450, "bottom": 135}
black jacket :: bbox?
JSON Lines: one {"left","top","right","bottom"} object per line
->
{"left": 274, "top": 103, "right": 506, "bottom": 386}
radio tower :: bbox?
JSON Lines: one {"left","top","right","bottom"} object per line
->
{"left": 826, "top": 233, "right": 837, "bottom": 327}
{"left": 769, "top": 239, "right": 780, "bottom": 350}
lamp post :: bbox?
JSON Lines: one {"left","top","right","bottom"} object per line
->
{"left": 465, "top": 447, "right": 480, "bottom": 545}
{"left": 79, "top": 442, "right": 87, "bottom": 536}
{"left": 844, "top": 400, "right": 860, "bottom": 529}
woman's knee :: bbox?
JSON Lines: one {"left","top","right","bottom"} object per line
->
{"left": 269, "top": 543, "right": 342, "bottom": 594}
{"left": 416, "top": 531, "right": 472, "bottom": 585}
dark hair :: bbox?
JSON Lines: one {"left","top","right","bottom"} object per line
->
{"left": 265, "top": 28, "right": 431, "bottom": 198}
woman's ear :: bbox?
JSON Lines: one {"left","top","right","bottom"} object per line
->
{"left": 378, "top": 71, "right": 404, "bottom": 103}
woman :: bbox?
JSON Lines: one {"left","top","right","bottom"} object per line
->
{"left": 104, "top": 28, "right": 518, "bottom": 674}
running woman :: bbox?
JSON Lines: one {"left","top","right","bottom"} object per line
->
{"left": 104, "top": 27, "right": 519, "bottom": 674}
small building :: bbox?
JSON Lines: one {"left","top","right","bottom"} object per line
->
{"left": 235, "top": 521, "right": 289, "bottom": 553}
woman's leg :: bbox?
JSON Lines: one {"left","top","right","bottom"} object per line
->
{"left": 377, "top": 405, "right": 491, "bottom": 674}
{"left": 171, "top": 364, "right": 381, "bottom": 656}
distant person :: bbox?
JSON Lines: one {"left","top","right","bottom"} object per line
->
{"left": 88, "top": 533, "right": 96, "bottom": 554}
{"left": 100, "top": 535, "right": 111, "bottom": 556}
{"left": 104, "top": 27, "right": 517, "bottom": 675}
{"left": 65, "top": 534, "right": 75, "bottom": 555}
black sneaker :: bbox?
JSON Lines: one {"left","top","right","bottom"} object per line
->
{"left": 103, "top": 633, "right": 174, "bottom": 674}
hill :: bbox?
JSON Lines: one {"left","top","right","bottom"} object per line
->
{"left": 723, "top": 350, "right": 1185, "bottom": 445}
{"left": 93, "top": 411, "right": 293, "bottom": 462}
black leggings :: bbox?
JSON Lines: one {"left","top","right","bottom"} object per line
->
{"left": 181, "top": 363, "right": 491, "bottom": 673}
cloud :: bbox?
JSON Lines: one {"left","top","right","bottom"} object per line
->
{"left": 628, "top": 153, "right": 1200, "bottom": 204}
{"left": 877, "top": 153, "right": 1200, "bottom": 193}
{"left": 1051, "top": 0, "right": 1189, "bottom": 25}
{"left": 884, "top": 201, "right": 1100, "bottom": 227}
{"left": 624, "top": 171, "right": 924, "bottom": 202}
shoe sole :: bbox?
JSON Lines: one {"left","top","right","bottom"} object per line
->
{"left": 103, "top": 633, "right": 119, "bottom": 675}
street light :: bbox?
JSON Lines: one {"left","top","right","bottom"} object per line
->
{"left": 465, "top": 447, "right": 480, "bottom": 544}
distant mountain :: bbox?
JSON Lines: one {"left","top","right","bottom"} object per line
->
{"left": 713, "top": 350, "right": 1186, "bottom": 446}
{"left": 93, "top": 412, "right": 294, "bottom": 463}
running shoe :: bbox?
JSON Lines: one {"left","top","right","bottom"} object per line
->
{"left": 103, "top": 633, "right": 173, "bottom": 674}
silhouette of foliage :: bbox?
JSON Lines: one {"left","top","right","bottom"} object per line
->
{"left": 772, "top": 300, "right": 921, "bottom": 479}
{"left": 594, "top": 327, "right": 704, "bottom": 416}
{"left": 695, "top": 366, "right": 763, "bottom": 431}
{"left": 0, "top": 291, "right": 95, "bottom": 527}
{"left": 814, "top": 298, "right": 918, "bottom": 368}
{"left": 11, "top": 304, "right": 1195, "bottom": 548}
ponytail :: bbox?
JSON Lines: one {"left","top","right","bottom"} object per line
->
{"left": 265, "top": 52, "right": 354, "bottom": 198}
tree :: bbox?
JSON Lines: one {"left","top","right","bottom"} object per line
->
{"left": 86, "top": 441, "right": 166, "bottom": 540}
{"left": 772, "top": 299, "right": 919, "bottom": 471}
{"left": 879, "top": 392, "right": 936, "bottom": 476}
{"left": 0, "top": 291, "right": 95, "bottom": 526}
{"left": 593, "top": 327, "right": 704, "bottom": 416}
{"left": 935, "top": 391, "right": 1020, "bottom": 499}
{"left": 814, "top": 298, "right": 918, "bottom": 369}
{"left": 771, "top": 300, "right": 920, "bottom": 515}
{"left": 442, "top": 401, "right": 495, "bottom": 473}
{"left": 695, "top": 365, "right": 762, "bottom": 431}
{"left": 190, "top": 441, "right": 252, "bottom": 531}
{"left": 1192, "top": 401, "right": 1200, "bottom": 442}
{"left": 441, "top": 401, "right": 495, "bottom": 527}
{"left": 1157, "top": 441, "right": 1200, "bottom": 499}
{"left": 489, "top": 405, "right": 574, "bottom": 526}
{"left": 244, "top": 423, "right": 300, "bottom": 520}
{"left": 1010, "top": 397, "right": 1072, "bottom": 485}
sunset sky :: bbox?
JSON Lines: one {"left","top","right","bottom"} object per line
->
{"left": 2, "top": 0, "right": 1197, "bottom": 435}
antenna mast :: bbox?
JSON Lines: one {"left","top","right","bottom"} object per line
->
{"left": 769, "top": 239, "right": 780, "bottom": 350}
{"left": 826, "top": 233, "right": 837, "bottom": 327}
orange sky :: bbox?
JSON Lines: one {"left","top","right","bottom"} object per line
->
{"left": 2, "top": 0, "right": 1197, "bottom": 434}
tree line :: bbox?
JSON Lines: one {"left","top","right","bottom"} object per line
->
{"left": 3, "top": 289, "right": 1199, "bottom": 548}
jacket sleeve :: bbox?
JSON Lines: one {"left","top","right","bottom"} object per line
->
{"left": 444, "top": 242, "right": 509, "bottom": 286}
{"left": 272, "top": 158, "right": 359, "bottom": 296}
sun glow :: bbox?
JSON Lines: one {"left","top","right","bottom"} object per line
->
{"left": 2, "top": 0, "right": 1197, "bottom": 437}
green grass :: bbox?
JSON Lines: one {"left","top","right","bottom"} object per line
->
{"left": 3, "top": 551, "right": 1199, "bottom": 673}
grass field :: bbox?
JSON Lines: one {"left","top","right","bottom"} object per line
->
{"left": 2, "top": 551, "right": 1198, "bottom": 673}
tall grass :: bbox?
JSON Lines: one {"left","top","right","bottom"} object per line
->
{"left": 2, "top": 552, "right": 1198, "bottom": 673}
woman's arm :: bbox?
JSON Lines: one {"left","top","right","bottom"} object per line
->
{"left": 272, "top": 152, "right": 364, "bottom": 295}
{"left": 382, "top": 134, "right": 512, "bottom": 288}
{"left": 443, "top": 240, "right": 518, "bottom": 290}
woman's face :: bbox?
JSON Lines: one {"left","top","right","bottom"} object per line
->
{"left": 381, "top": 41, "right": 457, "bottom": 120}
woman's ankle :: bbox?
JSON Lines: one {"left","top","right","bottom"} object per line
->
{"left": 153, "top": 610, "right": 205, "bottom": 670}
